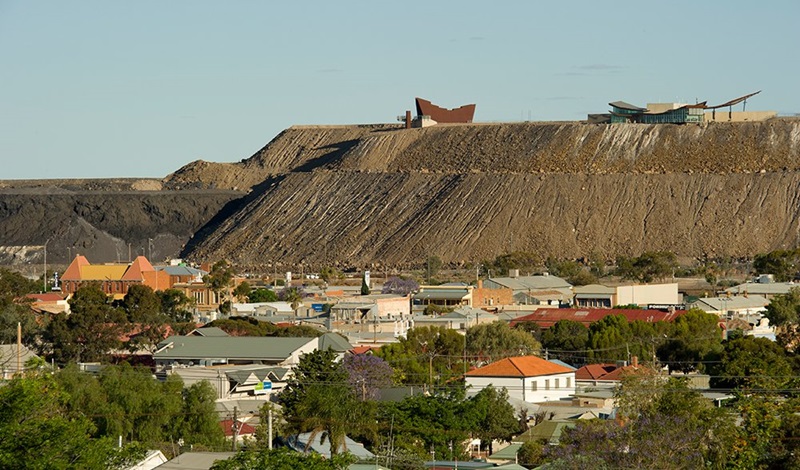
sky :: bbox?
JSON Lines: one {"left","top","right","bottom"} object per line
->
{"left": 1, "top": 1, "right": 798, "bottom": 179}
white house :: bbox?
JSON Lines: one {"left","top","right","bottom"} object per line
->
{"left": 465, "top": 356, "right": 576, "bottom": 403}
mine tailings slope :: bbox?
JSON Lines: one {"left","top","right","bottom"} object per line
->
{"left": 173, "top": 119, "right": 800, "bottom": 268}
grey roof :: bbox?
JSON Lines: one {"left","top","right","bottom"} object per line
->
{"left": 155, "top": 452, "right": 236, "bottom": 469}
{"left": 156, "top": 265, "right": 207, "bottom": 277}
{"left": 318, "top": 332, "right": 353, "bottom": 352}
{"left": 286, "top": 433, "right": 374, "bottom": 459}
{"left": 574, "top": 284, "right": 615, "bottom": 295}
{"left": 0, "top": 344, "right": 39, "bottom": 374}
{"left": 488, "top": 275, "right": 572, "bottom": 292}
{"left": 548, "top": 359, "right": 577, "bottom": 370}
{"left": 726, "top": 282, "right": 798, "bottom": 296}
{"left": 154, "top": 336, "right": 316, "bottom": 361}
{"left": 609, "top": 101, "right": 647, "bottom": 111}
{"left": 414, "top": 289, "right": 470, "bottom": 300}
{"left": 191, "top": 327, "right": 229, "bottom": 337}
{"left": 691, "top": 295, "right": 769, "bottom": 311}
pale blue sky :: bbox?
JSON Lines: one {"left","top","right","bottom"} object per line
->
{"left": 1, "top": 1, "right": 798, "bottom": 179}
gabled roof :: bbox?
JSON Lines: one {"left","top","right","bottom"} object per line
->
{"left": 575, "top": 363, "right": 619, "bottom": 380}
{"left": 122, "top": 256, "right": 155, "bottom": 281}
{"left": 465, "top": 356, "right": 573, "bottom": 378}
{"left": 154, "top": 336, "right": 316, "bottom": 361}
{"left": 190, "top": 326, "right": 230, "bottom": 337}
{"left": 26, "top": 292, "right": 65, "bottom": 302}
{"left": 319, "top": 332, "right": 352, "bottom": 352}
{"left": 691, "top": 295, "right": 769, "bottom": 311}
{"left": 219, "top": 419, "right": 256, "bottom": 437}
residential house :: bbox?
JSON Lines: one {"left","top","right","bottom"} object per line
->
{"left": 329, "top": 293, "right": 410, "bottom": 321}
{"left": 154, "top": 452, "right": 235, "bottom": 470}
{"left": 472, "top": 280, "right": 514, "bottom": 310}
{"left": 280, "top": 433, "right": 375, "bottom": 460}
{"left": 152, "top": 335, "right": 319, "bottom": 369}
{"left": 411, "top": 306, "right": 498, "bottom": 331}
{"left": 61, "top": 255, "right": 171, "bottom": 299}
{"left": 689, "top": 295, "right": 769, "bottom": 318}
{"left": 482, "top": 273, "right": 573, "bottom": 304}
{"left": 0, "top": 344, "right": 40, "bottom": 379}
{"left": 465, "top": 356, "right": 576, "bottom": 403}
{"left": 725, "top": 275, "right": 798, "bottom": 300}
{"left": 230, "top": 301, "right": 295, "bottom": 317}
{"left": 412, "top": 283, "right": 473, "bottom": 314}
{"left": 509, "top": 308, "right": 688, "bottom": 329}
{"left": 26, "top": 292, "right": 70, "bottom": 314}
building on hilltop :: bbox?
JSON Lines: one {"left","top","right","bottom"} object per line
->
{"left": 599, "top": 91, "right": 776, "bottom": 124}
{"left": 398, "top": 97, "right": 476, "bottom": 128}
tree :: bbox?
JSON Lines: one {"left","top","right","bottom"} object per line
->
{"left": 233, "top": 281, "right": 251, "bottom": 302}
{"left": 0, "top": 268, "right": 44, "bottom": 347}
{"left": 615, "top": 251, "right": 677, "bottom": 283}
{"left": 210, "top": 448, "right": 355, "bottom": 470}
{"left": 0, "top": 373, "right": 141, "bottom": 469}
{"left": 159, "top": 288, "right": 195, "bottom": 322}
{"left": 753, "top": 249, "right": 800, "bottom": 282}
{"left": 540, "top": 320, "right": 589, "bottom": 363}
{"left": 425, "top": 255, "right": 443, "bottom": 282}
{"left": 465, "top": 386, "right": 520, "bottom": 454}
{"left": 381, "top": 276, "right": 419, "bottom": 296}
{"left": 248, "top": 288, "right": 277, "bottom": 303}
{"left": 360, "top": 272, "right": 370, "bottom": 295}
{"left": 467, "top": 321, "right": 541, "bottom": 364}
{"left": 486, "top": 251, "right": 541, "bottom": 276}
{"left": 278, "top": 349, "right": 373, "bottom": 455}
{"left": 343, "top": 354, "right": 393, "bottom": 401}
{"left": 517, "top": 440, "right": 546, "bottom": 468}
{"left": 707, "top": 336, "right": 795, "bottom": 390}
{"left": 45, "top": 283, "right": 126, "bottom": 364}
{"left": 375, "top": 326, "right": 467, "bottom": 386}
{"left": 180, "top": 380, "right": 225, "bottom": 449}
{"left": 657, "top": 309, "right": 722, "bottom": 373}
{"left": 123, "top": 284, "right": 169, "bottom": 352}
{"left": 278, "top": 286, "right": 304, "bottom": 316}
{"left": 203, "top": 260, "right": 235, "bottom": 308}
{"left": 765, "top": 286, "right": 800, "bottom": 326}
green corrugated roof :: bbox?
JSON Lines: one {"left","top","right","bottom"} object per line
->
{"left": 319, "top": 332, "right": 352, "bottom": 352}
{"left": 154, "top": 336, "right": 316, "bottom": 361}
{"left": 490, "top": 443, "right": 522, "bottom": 459}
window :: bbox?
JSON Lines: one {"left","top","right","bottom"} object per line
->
{"left": 531, "top": 381, "right": 538, "bottom": 391}
{"left": 545, "top": 379, "right": 550, "bottom": 390}
{"left": 566, "top": 378, "right": 572, "bottom": 388}
{"left": 554, "top": 378, "right": 560, "bottom": 389}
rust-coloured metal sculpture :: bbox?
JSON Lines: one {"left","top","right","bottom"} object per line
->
{"left": 415, "top": 97, "right": 476, "bottom": 123}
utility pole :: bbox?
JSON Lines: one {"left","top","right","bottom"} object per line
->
{"left": 17, "top": 322, "right": 21, "bottom": 376}
{"left": 232, "top": 406, "right": 238, "bottom": 451}
{"left": 268, "top": 407, "right": 273, "bottom": 450}
{"left": 42, "top": 240, "right": 48, "bottom": 293}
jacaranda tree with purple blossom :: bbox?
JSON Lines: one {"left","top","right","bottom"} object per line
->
{"left": 343, "top": 354, "right": 393, "bottom": 401}
{"left": 381, "top": 276, "right": 419, "bottom": 296}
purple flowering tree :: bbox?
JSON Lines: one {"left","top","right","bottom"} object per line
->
{"left": 342, "top": 354, "right": 393, "bottom": 401}
{"left": 381, "top": 276, "right": 419, "bottom": 296}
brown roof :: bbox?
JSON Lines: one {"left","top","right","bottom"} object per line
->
{"left": 575, "top": 363, "right": 619, "bottom": 380}
{"left": 465, "top": 356, "right": 573, "bottom": 378}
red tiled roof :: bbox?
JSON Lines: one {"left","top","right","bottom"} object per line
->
{"left": 219, "top": 419, "right": 256, "bottom": 437}
{"left": 465, "top": 356, "right": 573, "bottom": 378}
{"left": 26, "top": 292, "right": 65, "bottom": 302}
{"left": 510, "top": 308, "right": 688, "bottom": 328}
{"left": 351, "top": 346, "right": 378, "bottom": 355}
{"left": 122, "top": 256, "right": 155, "bottom": 281}
{"left": 575, "top": 364, "right": 619, "bottom": 380}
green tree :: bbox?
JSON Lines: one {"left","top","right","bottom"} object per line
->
{"left": 467, "top": 321, "right": 541, "bottom": 363}
{"left": 45, "top": 283, "right": 126, "bottom": 364}
{"left": 517, "top": 440, "right": 546, "bottom": 468}
{"left": 540, "top": 320, "right": 589, "bottom": 362}
{"left": 180, "top": 380, "right": 225, "bottom": 449}
{"left": 248, "top": 288, "right": 277, "bottom": 303}
{"left": 616, "top": 251, "right": 677, "bottom": 283}
{"left": 0, "top": 268, "right": 44, "bottom": 346}
{"left": 708, "top": 336, "right": 795, "bottom": 390}
{"left": 233, "top": 281, "right": 251, "bottom": 302}
{"left": 279, "top": 287, "right": 304, "bottom": 317}
{"left": 159, "top": 288, "right": 195, "bottom": 322}
{"left": 765, "top": 286, "right": 800, "bottom": 326}
{"left": 657, "top": 309, "right": 722, "bottom": 372}
{"left": 753, "top": 249, "right": 800, "bottom": 282}
{"left": 465, "top": 386, "right": 520, "bottom": 454}
{"left": 278, "top": 349, "right": 373, "bottom": 455}
{"left": 486, "top": 251, "right": 541, "bottom": 276}
{"left": 210, "top": 448, "right": 355, "bottom": 470}
{"left": 0, "top": 373, "right": 139, "bottom": 469}
{"left": 376, "top": 326, "right": 466, "bottom": 386}
{"left": 123, "top": 284, "right": 169, "bottom": 352}
{"left": 204, "top": 260, "right": 236, "bottom": 308}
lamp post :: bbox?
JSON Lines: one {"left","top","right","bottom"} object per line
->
{"left": 43, "top": 238, "right": 52, "bottom": 293}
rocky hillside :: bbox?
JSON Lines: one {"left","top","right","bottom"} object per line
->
{"left": 175, "top": 119, "right": 800, "bottom": 268}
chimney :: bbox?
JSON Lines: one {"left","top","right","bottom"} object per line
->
{"left": 477, "top": 279, "right": 483, "bottom": 289}
{"left": 631, "top": 355, "right": 638, "bottom": 367}
{"left": 405, "top": 110, "right": 412, "bottom": 129}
